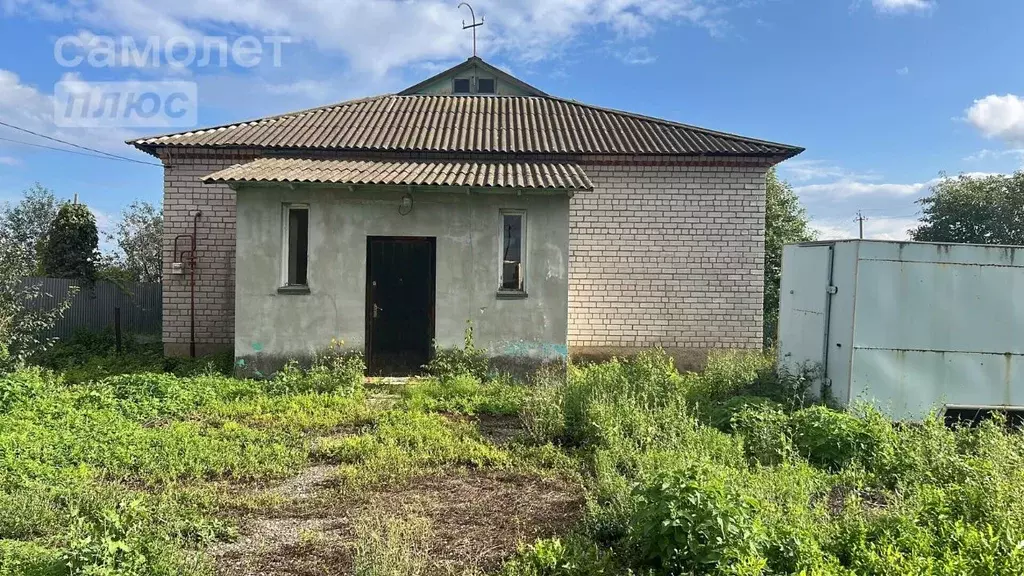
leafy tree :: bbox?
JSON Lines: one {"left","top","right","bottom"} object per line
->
{"left": 104, "top": 201, "right": 163, "bottom": 283}
{"left": 0, "top": 237, "right": 75, "bottom": 372}
{"left": 911, "top": 172, "right": 1024, "bottom": 245}
{"left": 0, "top": 183, "right": 60, "bottom": 273}
{"left": 42, "top": 202, "right": 99, "bottom": 281}
{"left": 764, "top": 168, "right": 815, "bottom": 348}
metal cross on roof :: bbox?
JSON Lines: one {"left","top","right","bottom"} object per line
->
{"left": 458, "top": 2, "right": 484, "bottom": 57}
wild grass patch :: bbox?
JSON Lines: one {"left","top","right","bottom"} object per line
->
{"left": 8, "top": 346, "right": 1024, "bottom": 575}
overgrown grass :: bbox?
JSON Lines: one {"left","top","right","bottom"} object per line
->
{"left": 6, "top": 344, "right": 1024, "bottom": 575}
{"left": 517, "top": 349, "right": 1024, "bottom": 575}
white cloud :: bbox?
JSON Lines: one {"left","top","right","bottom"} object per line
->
{"left": 966, "top": 94, "right": 1024, "bottom": 144}
{"left": 0, "top": 68, "right": 144, "bottom": 157}
{"left": 794, "top": 173, "right": 1000, "bottom": 199}
{"left": 811, "top": 216, "right": 918, "bottom": 241}
{"left": 963, "top": 148, "right": 1024, "bottom": 163}
{"left": 896, "top": 66, "right": 909, "bottom": 76}
{"left": 871, "top": 0, "right": 934, "bottom": 13}
{"left": 0, "top": 156, "right": 21, "bottom": 166}
{"left": 617, "top": 46, "right": 656, "bottom": 65}
{"left": 780, "top": 159, "right": 880, "bottom": 183}
{"left": 89, "top": 206, "right": 114, "bottom": 235}
{"left": 4, "top": 0, "right": 739, "bottom": 75}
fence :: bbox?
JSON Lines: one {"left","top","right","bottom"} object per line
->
{"left": 20, "top": 277, "right": 162, "bottom": 340}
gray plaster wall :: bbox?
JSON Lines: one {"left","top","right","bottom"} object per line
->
{"left": 234, "top": 185, "right": 569, "bottom": 367}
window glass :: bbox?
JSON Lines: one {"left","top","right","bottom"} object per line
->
{"left": 453, "top": 78, "right": 471, "bottom": 94}
{"left": 477, "top": 78, "right": 496, "bottom": 94}
{"left": 501, "top": 212, "right": 524, "bottom": 291}
{"left": 287, "top": 207, "right": 308, "bottom": 286}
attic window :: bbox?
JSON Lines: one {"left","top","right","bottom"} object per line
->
{"left": 477, "top": 78, "right": 495, "bottom": 94}
{"left": 453, "top": 78, "right": 471, "bottom": 94}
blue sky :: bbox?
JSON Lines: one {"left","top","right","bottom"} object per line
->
{"left": 2, "top": 0, "right": 1024, "bottom": 240}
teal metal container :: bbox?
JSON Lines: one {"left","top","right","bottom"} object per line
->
{"left": 777, "top": 239, "right": 1024, "bottom": 420}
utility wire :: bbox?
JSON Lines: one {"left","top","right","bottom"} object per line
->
{"left": 0, "top": 120, "right": 162, "bottom": 167}
{"left": 0, "top": 135, "right": 152, "bottom": 164}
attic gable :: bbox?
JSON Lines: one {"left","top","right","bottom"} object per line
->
{"left": 399, "top": 56, "right": 548, "bottom": 97}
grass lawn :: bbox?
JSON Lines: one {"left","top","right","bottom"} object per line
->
{"left": 3, "top": 343, "right": 1024, "bottom": 575}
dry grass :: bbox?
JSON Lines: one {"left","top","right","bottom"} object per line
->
{"left": 212, "top": 466, "right": 583, "bottom": 576}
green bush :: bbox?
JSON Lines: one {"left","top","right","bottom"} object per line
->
{"left": 730, "top": 402, "right": 794, "bottom": 467}
{"left": 501, "top": 537, "right": 616, "bottom": 576}
{"left": 629, "top": 466, "right": 760, "bottom": 574}
{"left": 790, "top": 406, "right": 876, "bottom": 472}
{"left": 426, "top": 323, "right": 488, "bottom": 380}
{"left": 267, "top": 347, "right": 365, "bottom": 397}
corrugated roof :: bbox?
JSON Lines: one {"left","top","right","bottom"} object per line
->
{"left": 132, "top": 95, "right": 802, "bottom": 158}
{"left": 202, "top": 157, "right": 594, "bottom": 191}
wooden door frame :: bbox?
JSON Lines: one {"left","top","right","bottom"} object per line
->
{"left": 364, "top": 236, "right": 437, "bottom": 374}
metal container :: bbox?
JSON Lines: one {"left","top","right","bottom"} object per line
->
{"left": 777, "top": 240, "right": 1024, "bottom": 420}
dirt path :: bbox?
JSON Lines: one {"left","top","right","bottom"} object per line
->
{"left": 211, "top": 419, "right": 583, "bottom": 575}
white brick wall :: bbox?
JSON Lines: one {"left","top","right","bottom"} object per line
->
{"left": 159, "top": 149, "right": 255, "bottom": 356}
{"left": 158, "top": 150, "right": 771, "bottom": 362}
{"left": 568, "top": 161, "right": 769, "bottom": 365}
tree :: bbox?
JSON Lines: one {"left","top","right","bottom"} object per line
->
{"left": 104, "top": 201, "right": 163, "bottom": 283}
{"left": 42, "top": 202, "right": 99, "bottom": 281}
{"left": 911, "top": 172, "right": 1024, "bottom": 245}
{"left": 0, "top": 237, "right": 75, "bottom": 373}
{"left": 764, "top": 168, "right": 815, "bottom": 348}
{"left": 0, "top": 183, "right": 60, "bottom": 273}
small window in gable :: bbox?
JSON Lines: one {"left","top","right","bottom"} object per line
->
{"left": 477, "top": 78, "right": 495, "bottom": 94}
{"left": 453, "top": 78, "right": 471, "bottom": 94}
{"left": 284, "top": 204, "right": 309, "bottom": 286}
{"left": 500, "top": 210, "right": 525, "bottom": 292}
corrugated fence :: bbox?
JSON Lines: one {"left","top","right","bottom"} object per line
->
{"left": 20, "top": 277, "right": 162, "bottom": 339}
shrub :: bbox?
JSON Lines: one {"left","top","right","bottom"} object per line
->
{"left": 790, "top": 406, "right": 874, "bottom": 472}
{"left": 629, "top": 466, "right": 760, "bottom": 574}
{"left": 426, "top": 323, "right": 488, "bottom": 381}
{"left": 0, "top": 241, "right": 75, "bottom": 374}
{"left": 501, "top": 537, "right": 616, "bottom": 576}
{"left": 730, "top": 402, "right": 794, "bottom": 467}
{"left": 706, "top": 395, "right": 784, "bottom": 433}
{"left": 267, "top": 345, "right": 365, "bottom": 397}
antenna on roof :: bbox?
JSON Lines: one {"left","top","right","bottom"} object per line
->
{"left": 458, "top": 2, "right": 483, "bottom": 57}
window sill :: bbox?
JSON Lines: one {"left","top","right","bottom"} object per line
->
{"left": 277, "top": 285, "right": 310, "bottom": 295}
{"left": 496, "top": 290, "right": 528, "bottom": 300}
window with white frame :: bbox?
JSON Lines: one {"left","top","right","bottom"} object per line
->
{"left": 499, "top": 210, "right": 525, "bottom": 292}
{"left": 283, "top": 204, "right": 309, "bottom": 286}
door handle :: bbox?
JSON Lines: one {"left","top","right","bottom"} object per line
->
{"left": 373, "top": 304, "right": 382, "bottom": 318}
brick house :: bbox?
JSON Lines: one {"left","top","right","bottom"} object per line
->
{"left": 131, "top": 57, "right": 802, "bottom": 374}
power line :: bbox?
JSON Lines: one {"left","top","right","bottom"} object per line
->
{"left": 0, "top": 120, "right": 162, "bottom": 167}
{"left": 0, "top": 135, "right": 151, "bottom": 164}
